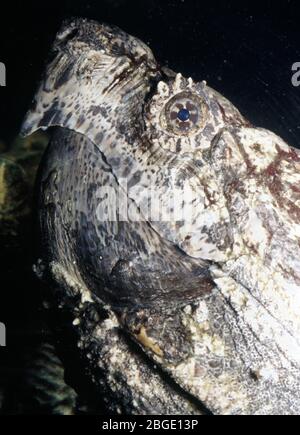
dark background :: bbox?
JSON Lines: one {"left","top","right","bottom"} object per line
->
{"left": 0, "top": 0, "right": 300, "bottom": 414}
{"left": 1, "top": 0, "right": 300, "bottom": 145}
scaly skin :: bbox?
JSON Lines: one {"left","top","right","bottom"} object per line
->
{"left": 22, "top": 18, "right": 300, "bottom": 414}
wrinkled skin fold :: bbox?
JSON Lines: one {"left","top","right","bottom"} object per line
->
{"left": 22, "top": 18, "right": 300, "bottom": 415}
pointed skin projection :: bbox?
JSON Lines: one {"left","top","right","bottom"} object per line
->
{"left": 22, "top": 18, "right": 300, "bottom": 415}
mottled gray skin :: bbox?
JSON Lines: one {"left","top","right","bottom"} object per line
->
{"left": 22, "top": 18, "right": 300, "bottom": 415}
{"left": 37, "top": 128, "right": 213, "bottom": 309}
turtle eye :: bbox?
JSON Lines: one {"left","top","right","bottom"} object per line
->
{"left": 162, "top": 92, "right": 208, "bottom": 136}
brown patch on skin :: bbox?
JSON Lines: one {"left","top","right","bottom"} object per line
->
{"left": 186, "top": 102, "right": 196, "bottom": 111}
{"left": 102, "top": 64, "right": 135, "bottom": 94}
{"left": 286, "top": 200, "right": 300, "bottom": 221}
{"left": 135, "top": 326, "right": 164, "bottom": 357}
{"left": 230, "top": 140, "right": 300, "bottom": 222}
{"left": 264, "top": 146, "right": 300, "bottom": 177}
{"left": 194, "top": 363, "right": 206, "bottom": 378}
{"left": 236, "top": 140, "right": 257, "bottom": 175}
{"left": 218, "top": 103, "right": 227, "bottom": 123}
{"left": 179, "top": 120, "right": 191, "bottom": 131}
{"left": 290, "top": 184, "right": 300, "bottom": 195}
{"left": 263, "top": 145, "right": 300, "bottom": 221}
{"left": 265, "top": 163, "right": 278, "bottom": 177}
{"left": 278, "top": 264, "right": 300, "bottom": 286}
{"left": 253, "top": 143, "right": 263, "bottom": 154}
{"left": 276, "top": 145, "right": 300, "bottom": 163}
{"left": 203, "top": 184, "right": 217, "bottom": 207}
{"left": 226, "top": 145, "right": 233, "bottom": 159}
{"left": 245, "top": 240, "right": 259, "bottom": 256}
{"left": 227, "top": 177, "right": 246, "bottom": 195}
{"left": 217, "top": 103, "right": 252, "bottom": 128}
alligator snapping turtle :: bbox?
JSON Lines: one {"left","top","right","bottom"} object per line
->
{"left": 20, "top": 18, "right": 300, "bottom": 415}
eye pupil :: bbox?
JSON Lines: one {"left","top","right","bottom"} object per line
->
{"left": 161, "top": 92, "right": 207, "bottom": 137}
{"left": 177, "top": 108, "right": 190, "bottom": 122}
